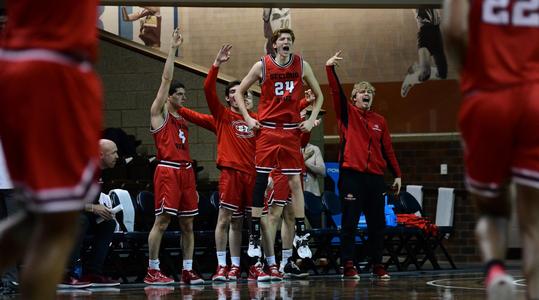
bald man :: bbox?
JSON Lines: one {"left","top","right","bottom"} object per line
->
{"left": 60, "top": 139, "right": 120, "bottom": 288}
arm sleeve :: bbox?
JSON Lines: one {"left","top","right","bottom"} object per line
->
{"left": 177, "top": 107, "right": 217, "bottom": 134}
{"left": 325, "top": 65, "right": 349, "bottom": 129}
{"left": 204, "top": 65, "right": 226, "bottom": 120}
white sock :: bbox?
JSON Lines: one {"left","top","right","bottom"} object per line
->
{"left": 217, "top": 251, "right": 227, "bottom": 266}
{"left": 231, "top": 256, "right": 240, "bottom": 267}
{"left": 149, "top": 259, "right": 160, "bottom": 270}
{"left": 183, "top": 259, "right": 193, "bottom": 271}
{"left": 267, "top": 255, "right": 276, "bottom": 266}
{"left": 282, "top": 249, "right": 293, "bottom": 264}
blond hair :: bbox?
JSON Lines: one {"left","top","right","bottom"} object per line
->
{"left": 351, "top": 81, "right": 375, "bottom": 99}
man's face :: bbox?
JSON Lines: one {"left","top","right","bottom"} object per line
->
{"left": 353, "top": 89, "right": 374, "bottom": 110}
{"left": 273, "top": 33, "right": 293, "bottom": 56}
{"left": 227, "top": 85, "right": 253, "bottom": 110}
{"left": 102, "top": 144, "right": 119, "bottom": 169}
{"left": 169, "top": 87, "right": 186, "bottom": 107}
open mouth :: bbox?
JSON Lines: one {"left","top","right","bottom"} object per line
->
{"left": 283, "top": 46, "right": 290, "bottom": 51}
{"left": 362, "top": 96, "right": 370, "bottom": 103}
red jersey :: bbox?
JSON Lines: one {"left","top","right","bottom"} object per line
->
{"left": 259, "top": 54, "right": 304, "bottom": 123}
{"left": 326, "top": 66, "right": 401, "bottom": 177}
{"left": 151, "top": 113, "right": 191, "bottom": 163}
{"left": 2, "top": 0, "right": 99, "bottom": 63}
{"left": 206, "top": 65, "right": 257, "bottom": 175}
{"left": 460, "top": 0, "right": 539, "bottom": 94}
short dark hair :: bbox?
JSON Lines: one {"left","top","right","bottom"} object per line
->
{"left": 225, "top": 80, "right": 241, "bottom": 97}
{"left": 271, "top": 28, "right": 295, "bottom": 45}
{"left": 168, "top": 81, "right": 185, "bottom": 96}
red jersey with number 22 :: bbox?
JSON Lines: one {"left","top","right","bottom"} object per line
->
{"left": 259, "top": 54, "right": 304, "bottom": 123}
{"left": 461, "top": 0, "right": 539, "bottom": 94}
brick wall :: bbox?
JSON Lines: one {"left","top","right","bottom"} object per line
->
{"left": 325, "top": 137, "right": 481, "bottom": 264}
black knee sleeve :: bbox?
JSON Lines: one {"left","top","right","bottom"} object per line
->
{"left": 252, "top": 172, "right": 269, "bottom": 208}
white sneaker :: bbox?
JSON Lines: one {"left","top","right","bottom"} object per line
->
{"left": 400, "top": 64, "right": 420, "bottom": 98}
{"left": 247, "top": 235, "right": 262, "bottom": 258}
{"left": 487, "top": 271, "right": 515, "bottom": 300}
{"left": 293, "top": 233, "right": 312, "bottom": 259}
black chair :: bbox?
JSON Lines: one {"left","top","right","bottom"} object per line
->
{"left": 136, "top": 191, "right": 156, "bottom": 231}
{"left": 322, "top": 191, "right": 341, "bottom": 229}
{"left": 392, "top": 191, "right": 423, "bottom": 216}
{"left": 304, "top": 191, "right": 324, "bottom": 229}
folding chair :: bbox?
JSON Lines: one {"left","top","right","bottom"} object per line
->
{"left": 419, "top": 187, "right": 457, "bottom": 269}
{"left": 406, "top": 185, "right": 424, "bottom": 216}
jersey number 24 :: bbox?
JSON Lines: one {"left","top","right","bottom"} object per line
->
{"left": 483, "top": 0, "right": 539, "bottom": 27}
{"left": 275, "top": 81, "right": 295, "bottom": 96}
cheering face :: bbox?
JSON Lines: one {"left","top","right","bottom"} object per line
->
{"left": 353, "top": 89, "right": 374, "bottom": 110}
{"left": 273, "top": 33, "right": 294, "bottom": 56}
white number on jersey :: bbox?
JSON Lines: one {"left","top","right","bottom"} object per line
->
{"left": 483, "top": 0, "right": 539, "bottom": 27}
{"left": 274, "top": 81, "right": 295, "bottom": 96}
{"left": 178, "top": 129, "right": 186, "bottom": 144}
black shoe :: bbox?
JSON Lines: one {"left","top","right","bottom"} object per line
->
{"left": 282, "top": 258, "right": 308, "bottom": 279}
{"left": 0, "top": 280, "right": 19, "bottom": 295}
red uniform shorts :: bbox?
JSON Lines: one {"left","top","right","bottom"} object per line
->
{"left": 459, "top": 83, "right": 539, "bottom": 197}
{"left": 219, "top": 168, "right": 256, "bottom": 218}
{"left": 0, "top": 52, "right": 102, "bottom": 213}
{"left": 267, "top": 171, "right": 292, "bottom": 207}
{"left": 255, "top": 127, "right": 303, "bottom": 175}
{"left": 153, "top": 162, "right": 198, "bottom": 217}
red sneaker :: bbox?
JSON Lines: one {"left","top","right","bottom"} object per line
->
{"left": 57, "top": 276, "right": 92, "bottom": 289}
{"left": 342, "top": 260, "right": 359, "bottom": 279}
{"left": 267, "top": 264, "right": 283, "bottom": 281}
{"left": 144, "top": 268, "right": 174, "bottom": 285}
{"left": 486, "top": 264, "right": 515, "bottom": 300}
{"left": 80, "top": 274, "right": 121, "bottom": 287}
{"left": 227, "top": 265, "right": 241, "bottom": 281}
{"left": 372, "top": 264, "right": 390, "bottom": 280}
{"left": 248, "top": 262, "right": 270, "bottom": 282}
{"left": 181, "top": 270, "right": 204, "bottom": 285}
{"left": 211, "top": 265, "right": 229, "bottom": 282}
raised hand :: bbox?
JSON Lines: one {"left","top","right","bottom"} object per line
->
{"left": 171, "top": 27, "right": 183, "bottom": 49}
{"left": 326, "top": 50, "right": 343, "bottom": 66}
{"left": 214, "top": 44, "right": 232, "bottom": 67}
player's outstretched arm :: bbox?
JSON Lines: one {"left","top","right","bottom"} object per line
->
{"left": 204, "top": 45, "right": 232, "bottom": 118}
{"left": 150, "top": 28, "right": 182, "bottom": 129}
{"left": 236, "top": 62, "right": 263, "bottom": 130}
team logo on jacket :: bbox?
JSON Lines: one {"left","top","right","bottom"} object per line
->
{"left": 372, "top": 124, "right": 382, "bottom": 132}
{"left": 232, "top": 120, "right": 255, "bottom": 138}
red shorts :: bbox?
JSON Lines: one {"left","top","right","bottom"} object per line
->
{"left": 267, "top": 171, "right": 291, "bottom": 207}
{"left": 219, "top": 168, "right": 255, "bottom": 217}
{"left": 459, "top": 84, "right": 539, "bottom": 197}
{"left": 153, "top": 162, "right": 198, "bottom": 217}
{"left": 0, "top": 53, "right": 102, "bottom": 213}
{"left": 255, "top": 127, "right": 303, "bottom": 175}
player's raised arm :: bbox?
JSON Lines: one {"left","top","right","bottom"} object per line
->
{"left": 235, "top": 61, "right": 263, "bottom": 130}
{"left": 150, "top": 28, "right": 182, "bottom": 129}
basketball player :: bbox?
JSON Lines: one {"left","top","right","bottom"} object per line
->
{"left": 0, "top": 1, "right": 102, "bottom": 298}
{"left": 401, "top": 8, "right": 448, "bottom": 97}
{"left": 263, "top": 8, "right": 291, "bottom": 56}
{"left": 178, "top": 45, "right": 270, "bottom": 281}
{"left": 234, "top": 28, "right": 324, "bottom": 269}
{"left": 443, "top": 1, "right": 539, "bottom": 299}
{"left": 145, "top": 29, "right": 203, "bottom": 285}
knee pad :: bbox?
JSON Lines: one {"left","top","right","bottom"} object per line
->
{"left": 252, "top": 172, "right": 269, "bottom": 208}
